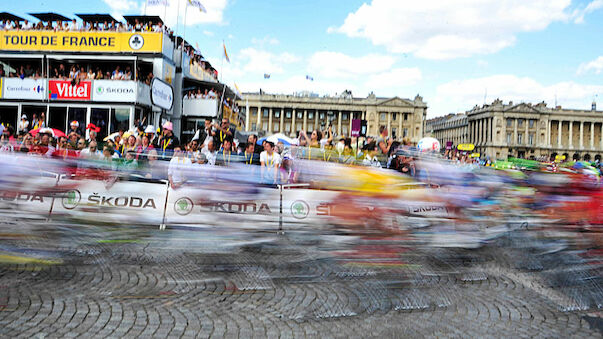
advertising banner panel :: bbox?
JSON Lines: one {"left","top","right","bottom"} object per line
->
{"left": 0, "top": 31, "right": 163, "bottom": 53}
{"left": 150, "top": 78, "right": 173, "bottom": 110}
{"left": 1, "top": 78, "right": 46, "bottom": 100}
{"left": 164, "top": 184, "right": 281, "bottom": 228}
{"left": 92, "top": 80, "right": 137, "bottom": 102}
{"left": 48, "top": 80, "right": 91, "bottom": 101}
{"left": 52, "top": 179, "right": 168, "bottom": 224}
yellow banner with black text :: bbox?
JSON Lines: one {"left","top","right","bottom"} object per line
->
{"left": 0, "top": 31, "right": 162, "bottom": 53}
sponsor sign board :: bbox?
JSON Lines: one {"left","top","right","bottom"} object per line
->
{"left": 457, "top": 143, "right": 475, "bottom": 151}
{"left": 164, "top": 185, "right": 280, "bottom": 226}
{"left": 48, "top": 80, "right": 91, "bottom": 101}
{"left": 52, "top": 179, "right": 168, "bottom": 224}
{"left": 1, "top": 78, "right": 46, "bottom": 100}
{"left": 92, "top": 80, "right": 137, "bottom": 102}
{"left": 150, "top": 78, "right": 173, "bottom": 110}
{"left": 351, "top": 119, "right": 361, "bottom": 137}
{"left": 0, "top": 31, "right": 162, "bottom": 53}
{"left": 0, "top": 175, "right": 58, "bottom": 218}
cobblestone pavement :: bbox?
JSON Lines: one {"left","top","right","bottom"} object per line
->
{"left": 0, "top": 219, "right": 601, "bottom": 338}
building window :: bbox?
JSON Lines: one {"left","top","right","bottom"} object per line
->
{"left": 241, "top": 107, "right": 247, "bottom": 115}
{"left": 342, "top": 113, "right": 348, "bottom": 120}
{"left": 273, "top": 122, "right": 279, "bottom": 132}
{"left": 343, "top": 126, "right": 348, "bottom": 135}
{"left": 274, "top": 109, "right": 280, "bottom": 118}
{"left": 297, "top": 111, "right": 303, "bottom": 119}
{"left": 262, "top": 122, "right": 268, "bottom": 130}
{"left": 528, "top": 119, "right": 535, "bottom": 128}
{"left": 263, "top": 108, "right": 269, "bottom": 117}
{"left": 518, "top": 119, "right": 524, "bottom": 127}
{"left": 319, "top": 112, "right": 325, "bottom": 120}
{"left": 251, "top": 108, "right": 257, "bottom": 116}
{"left": 380, "top": 113, "right": 386, "bottom": 121}
{"left": 285, "top": 110, "right": 292, "bottom": 119}
{"left": 392, "top": 113, "right": 397, "bottom": 121}
{"left": 518, "top": 132, "right": 523, "bottom": 144}
{"left": 296, "top": 123, "right": 302, "bottom": 132}
{"left": 528, "top": 133, "right": 534, "bottom": 145}
{"left": 252, "top": 123, "right": 257, "bottom": 130}
{"left": 506, "top": 118, "right": 512, "bottom": 127}
{"left": 507, "top": 132, "right": 512, "bottom": 144}
{"left": 285, "top": 123, "right": 291, "bottom": 132}
{"left": 308, "top": 112, "right": 314, "bottom": 119}
{"left": 403, "top": 128, "right": 408, "bottom": 137}
{"left": 404, "top": 113, "right": 408, "bottom": 121}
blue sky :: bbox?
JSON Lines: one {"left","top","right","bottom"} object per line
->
{"left": 7, "top": 0, "right": 603, "bottom": 117}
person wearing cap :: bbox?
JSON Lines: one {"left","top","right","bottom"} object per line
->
{"left": 69, "top": 120, "right": 82, "bottom": 137}
{"left": 144, "top": 125, "right": 157, "bottom": 145}
{"left": 157, "top": 121, "right": 179, "bottom": 159}
{"left": 18, "top": 115, "right": 29, "bottom": 134}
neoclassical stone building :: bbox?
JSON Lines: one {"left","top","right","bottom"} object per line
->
{"left": 425, "top": 113, "right": 469, "bottom": 147}
{"left": 430, "top": 99, "right": 603, "bottom": 161}
{"left": 239, "top": 92, "right": 427, "bottom": 143}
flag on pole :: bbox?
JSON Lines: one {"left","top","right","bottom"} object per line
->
{"left": 234, "top": 83, "right": 243, "bottom": 98}
{"left": 264, "top": 74, "right": 271, "bottom": 79}
{"left": 148, "top": 0, "right": 169, "bottom": 6}
{"left": 305, "top": 75, "right": 314, "bottom": 81}
{"left": 223, "top": 41, "right": 230, "bottom": 63}
{"left": 188, "top": 0, "right": 207, "bottom": 12}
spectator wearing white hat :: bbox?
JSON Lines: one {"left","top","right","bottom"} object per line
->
{"left": 18, "top": 115, "right": 29, "bottom": 134}
{"left": 144, "top": 125, "right": 157, "bottom": 144}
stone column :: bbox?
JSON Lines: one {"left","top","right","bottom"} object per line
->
{"left": 601, "top": 123, "right": 603, "bottom": 149}
{"left": 349, "top": 112, "right": 353, "bottom": 137}
{"left": 280, "top": 108, "right": 284, "bottom": 133}
{"left": 245, "top": 106, "right": 250, "bottom": 132}
{"left": 547, "top": 120, "right": 551, "bottom": 146}
{"left": 314, "top": 110, "right": 319, "bottom": 130}
{"left": 387, "top": 112, "right": 391, "bottom": 138}
{"left": 580, "top": 121, "right": 584, "bottom": 149}
{"left": 268, "top": 107, "right": 273, "bottom": 133}
{"left": 558, "top": 121, "right": 562, "bottom": 147}
{"left": 398, "top": 112, "right": 403, "bottom": 140}
{"left": 525, "top": 119, "right": 528, "bottom": 145}
{"left": 257, "top": 106, "right": 262, "bottom": 132}
{"left": 590, "top": 122, "right": 595, "bottom": 149}
{"left": 513, "top": 119, "right": 518, "bottom": 146}
{"left": 337, "top": 111, "right": 342, "bottom": 135}
{"left": 303, "top": 110, "right": 307, "bottom": 132}
{"left": 568, "top": 121, "right": 573, "bottom": 148}
{"left": 291, "top": 108, "right": 296, "bottom": 137}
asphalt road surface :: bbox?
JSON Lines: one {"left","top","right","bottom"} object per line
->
{"left": 0, "top": 218, "right": 601, "bottom": 338}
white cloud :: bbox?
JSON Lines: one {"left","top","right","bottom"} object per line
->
{"left": 432, "top": 74, "right": 603, "bottom": 117}
{"left": 103, "top": 0, "right": 139, "bottom": 12}
{"left": 307, "top": 51, "right": 396, "bottom": 79}
{"left": 577, "top": 56, "right": 603, "bottom": 74}
{"left": 331, "top": 0, "right": 596, "bottom": 59}
{"left": 571, "top": 0, "right": 603, "bottom": 23}
{"left": 229, "top": 50, "right": 421, "bottom": 99}
{"left": 144, "top": 0, "right": 228, "bottom": 29}
{"left": 251, "top": 36, "right": 280, "bottom": 46}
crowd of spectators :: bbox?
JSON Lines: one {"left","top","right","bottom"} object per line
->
{"left": 0, "top": 18, "right": 174, "bottom": 37}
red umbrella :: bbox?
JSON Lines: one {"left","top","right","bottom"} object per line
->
{"left": 29, "top": 127, "right": 67, "bottom": 138}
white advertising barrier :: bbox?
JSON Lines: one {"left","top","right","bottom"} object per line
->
{"left": 2, "top": 77, "right": 46, "bottom": 100}
{"left": 0, "top": 174, "right": 58, "bottom": 219}
{"left": 164, "top": 184, "right": 281, "bottom": 228}
{"left": 52, "top": 178, "right": 168, "bottom": 224}
{"left": 92, "top": 80, "right": 137, "bottom": 102}
{"left": 281, "top": 188, "right": 341, "bottom": 225}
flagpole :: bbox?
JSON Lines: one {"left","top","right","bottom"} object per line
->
{"left": 144, "top": 0, "right": 148, "bottom": 15}
{"left": 220, "top": 41, "right": 224, "bottom": 83}
{"left": 163, "top": 1, "right": 167, "bottom": 23}
{"left": 183, "top": 2, "right": 188, "bottom": 46}
{"left": 176, "top": 0, "right": 181, "bottom": 37}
